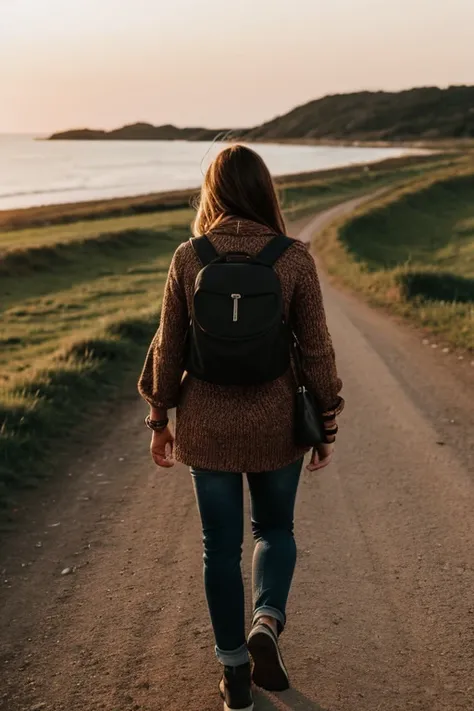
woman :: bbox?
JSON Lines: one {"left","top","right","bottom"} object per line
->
{"left": 138, "top": 145, "right": 343, "bottom": 711}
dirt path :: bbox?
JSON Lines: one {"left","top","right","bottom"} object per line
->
{"left": 1, "top": 200, "right": 474, "bottom": 711}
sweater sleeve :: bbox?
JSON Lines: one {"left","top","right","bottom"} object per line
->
{"left": 138, "top": 245, "right": 189, "bottom": 409}
{"left": 291, "top": 246, "right": 343, "bottom": 412}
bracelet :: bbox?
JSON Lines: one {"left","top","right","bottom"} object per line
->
{"left": 145, "top": 415, "right": 169, "bottom": 432}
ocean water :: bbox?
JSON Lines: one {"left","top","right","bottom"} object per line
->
{"left": 0, "top": 135, "right": 419, "bottom": 211}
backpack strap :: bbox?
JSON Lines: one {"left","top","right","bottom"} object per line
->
{"left": 190, "top": 235, "right": 219, "bottom": 267}
{"left": 256, "top": 234, "right": 297, "bottom": 267}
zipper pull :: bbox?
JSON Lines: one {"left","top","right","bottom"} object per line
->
{"left": 231, "top": 293, "right": 241, "bottom": 322}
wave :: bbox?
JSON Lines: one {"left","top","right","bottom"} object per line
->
{"left": 0, "top": 185, "right": 87, "bottom": 200}
{"left": 0, "top": 179, "right": 156, "bottom": 201}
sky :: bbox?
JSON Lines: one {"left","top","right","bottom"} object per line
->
{"left": 1, "top": 0, "right": 473, "bottom": 133}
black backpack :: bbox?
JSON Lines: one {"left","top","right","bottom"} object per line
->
{"left": 185, "top": 233, "right": 296, "bottom": 386}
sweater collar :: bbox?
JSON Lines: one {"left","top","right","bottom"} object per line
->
{"left": 209, "top": 216, "right": 277, "bottom": 237}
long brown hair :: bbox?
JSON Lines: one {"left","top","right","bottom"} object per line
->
{"left": 193, "top": 144, "right": 286, "bottom": 236}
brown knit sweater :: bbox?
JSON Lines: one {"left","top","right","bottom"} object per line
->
{"left": 138, "top": 218, "right": 343, "bottom": 472}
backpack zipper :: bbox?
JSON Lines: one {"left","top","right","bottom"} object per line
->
{"left": 231, "top": 293, "right": 242, "bottom": 322}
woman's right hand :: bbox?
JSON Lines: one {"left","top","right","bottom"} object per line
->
{"left": 150, "top": 427, "right": 175, "bottom": 468}
{"left": 306, "top": 442, "right": 334, "bottom": 472}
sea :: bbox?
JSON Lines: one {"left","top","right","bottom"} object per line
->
{"left": 0, "top": 135, "right": 420, "bottom": 211}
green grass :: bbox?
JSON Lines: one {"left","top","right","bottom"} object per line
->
{"left": 314, "top": 165, "right": 474, "bottom": 350}
{"left": 1, "top": 243, "right": 176, "bottom": 383}
{"left": 0, "top": 207, "right": 194, "bottom": 252}
{"left": 0, "top": 213, "right": 191, "bottom": 513}
{"left": 0, "top": 314, "right": 160, "bottom": 507}
{"left": 0, "top": 189, "right": 196, "bottom": 232}
{"left": 0, "top": 152, "right": 463, "bottom": 515}
{"left": 279, "top": 152, "right": 460, "bottom": 221}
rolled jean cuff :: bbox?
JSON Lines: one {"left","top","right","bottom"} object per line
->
{"left": 215, "top": 642, "right": 249, "bottom": 667}
{"left": 253, "top": 605, "right": 286, "bottom": 633}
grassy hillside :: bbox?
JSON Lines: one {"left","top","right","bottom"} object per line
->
{"left": 278, "top": 154, "right": 456, "bottom": 222}
{"left": 51, "top": 86, "right": 474, "bottom": 143}
{"left": 49, "top": 122, "right": 234, "bottom": 141}
{"left": 315, "top": 165, "right": 474, "bottom": 350}
{"left": 0, "top": 215, "right": 190, "bottom": 512}
{"left": 246, "top": 86, "right": 474, "bottom": 141}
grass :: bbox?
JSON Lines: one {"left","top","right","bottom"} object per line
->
{"left": 0, "top": 215, "right": 190, "bottom": 513}
{"left": 1, "top": 236, "right": 182, "bottom": 383}
{"left": 314, "top": 164, "right": 474, "bottom": 351}
{"left": 0, "top": 207, "right": 194, "bottom": 253}
{"left": 0, "top": 152, "right": 464, "bottom": 515}
{"left": 0, "top": 315, "right": 158, "bottom": 504}
{"left": 0, "top": 189, "right": 197, "bottom": 232}
{"left": 278, "top": 152, "right": 459, "bottom": 221}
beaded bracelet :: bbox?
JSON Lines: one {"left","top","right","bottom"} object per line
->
{"left": 145, "top": 415, "right": 169, "bottom": 432}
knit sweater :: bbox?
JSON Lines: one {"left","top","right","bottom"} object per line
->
{"left": 138, "top": 218, "right": 343, "bottom": 472}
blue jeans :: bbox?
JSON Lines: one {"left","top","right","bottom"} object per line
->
{"left": 191, "top": 459, "right": 303, "bottom": 666}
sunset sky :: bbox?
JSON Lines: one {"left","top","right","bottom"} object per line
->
{"left": 1, "top": 0, "right": 473, "bottom": 133}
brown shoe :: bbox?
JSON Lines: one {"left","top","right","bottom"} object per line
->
{"left": 218, "top": 662, "right": 254, "bottom": 711}
{"left": 247, "top": 622, "right": 290, "bottom": 691}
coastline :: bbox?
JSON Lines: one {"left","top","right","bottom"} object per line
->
{"left": 239, "top": 137, "right": 472, "bottom": 149}
{"left": 3, "top": 139, "right": 431, "bottom": 214}
{"left": 0, "top": 151, "right": 438, "bottom": 231}
{"left": 40, "top": 131, "right": 469, "bottom": 150}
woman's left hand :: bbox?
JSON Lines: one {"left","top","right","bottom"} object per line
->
{"left": 306, "top": 442, "right": 334, "bottom": 472}
{"left": 150, "top": 427, "right": 175, "bottom": 468}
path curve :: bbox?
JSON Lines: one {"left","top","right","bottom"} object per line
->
{"left": 1, "top": 200, "right": 473, "bottom": 711}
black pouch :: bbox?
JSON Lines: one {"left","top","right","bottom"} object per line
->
{"left": 292, "top": 336, "right": 326, "bottom": 447}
